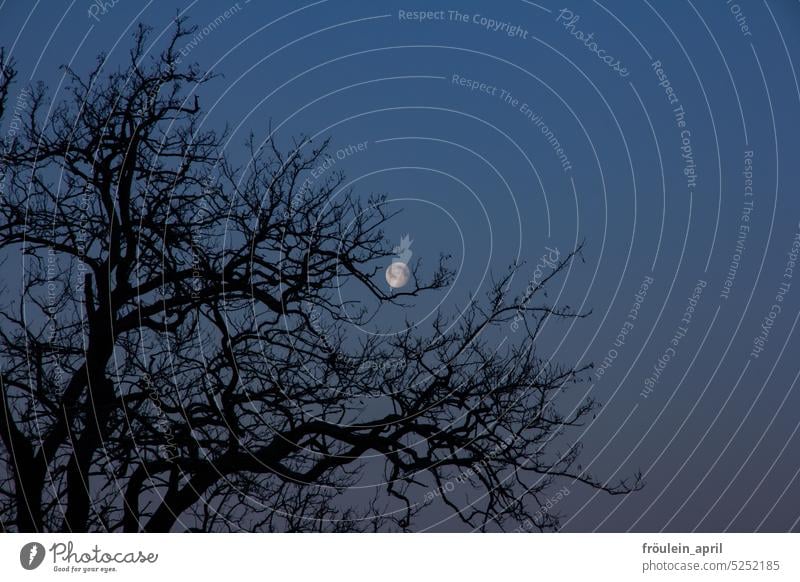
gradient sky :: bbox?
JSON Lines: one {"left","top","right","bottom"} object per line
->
{"left": 2, "top": 0, "right": 800, "bottom": 531}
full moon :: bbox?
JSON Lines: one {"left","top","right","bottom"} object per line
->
{"left": 385, "top": 262, "right": 410, "bottom": 289}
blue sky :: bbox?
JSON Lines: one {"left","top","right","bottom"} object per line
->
{"left": 3, "top": 0, "right": 800, "bottom": 531}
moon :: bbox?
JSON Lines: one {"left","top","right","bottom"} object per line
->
{"left": 385, "top": 262, "right": 410, "bottom": 289}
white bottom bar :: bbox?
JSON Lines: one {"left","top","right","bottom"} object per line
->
{"left": 1, "top": 533, "right": 797, "bottom": 581}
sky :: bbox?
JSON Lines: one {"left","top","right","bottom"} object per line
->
{"left": 2, "top": 0, "right": 800, "bottom": 531}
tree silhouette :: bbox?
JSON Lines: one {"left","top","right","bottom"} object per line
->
{"left": 0, "top": 22, "right": 641, "bottom": 533}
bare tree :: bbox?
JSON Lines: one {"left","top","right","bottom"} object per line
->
{"left": 0, "top": 22, "right": 641, "bottom": 533}
{"left": 0, "top": 48, "right": 15, "bottom": 122}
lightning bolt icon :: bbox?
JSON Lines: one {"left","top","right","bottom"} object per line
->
{"left": 28, "top": 545, "right": 38, "bottom": 566}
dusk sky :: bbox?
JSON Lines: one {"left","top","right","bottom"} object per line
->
{"left": 2, "top": 0, "right": 800, "bottom": 532}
